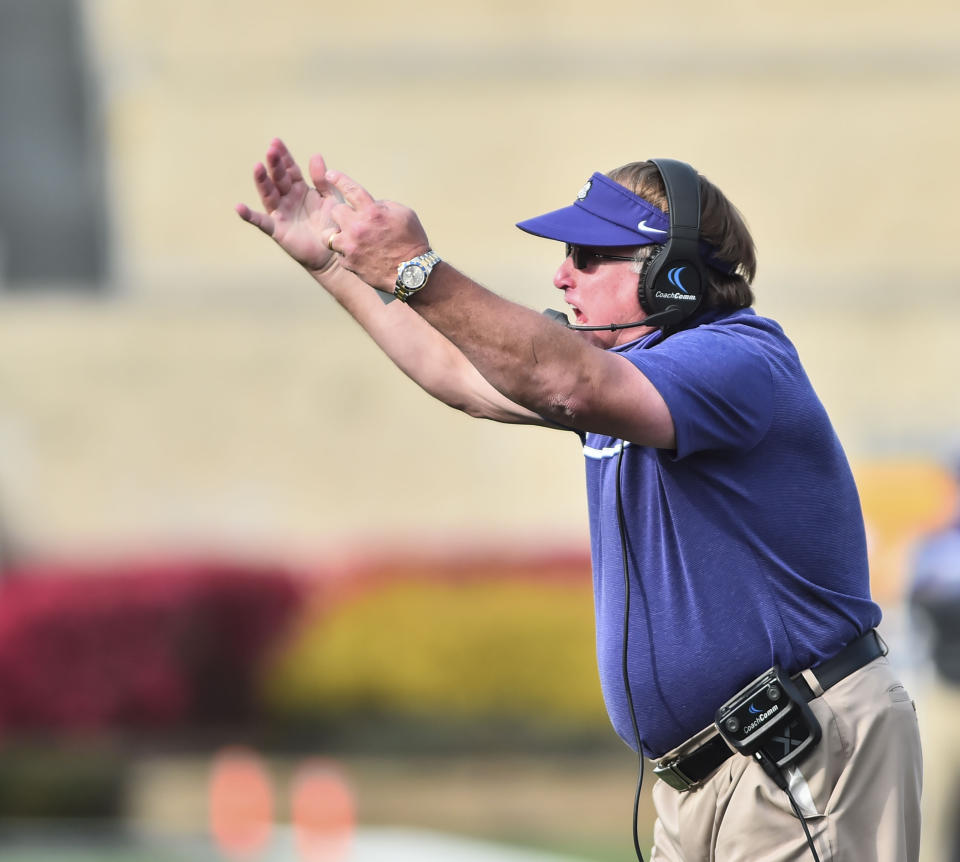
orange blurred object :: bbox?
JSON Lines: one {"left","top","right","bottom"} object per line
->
{"left": 291, "top": 759, "right": 357, "bottom": 862}
{"left": 209, "top": 746, "right": 274, "bottom": 859}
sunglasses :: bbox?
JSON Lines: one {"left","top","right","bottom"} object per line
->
{"left": 565, "top": 243, "right": 636, "bottom": 271}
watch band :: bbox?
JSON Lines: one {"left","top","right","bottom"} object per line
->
{"left": 394, "top": 250, "right": 442, "bottom": 302}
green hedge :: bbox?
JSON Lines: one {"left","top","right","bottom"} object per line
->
{"left": 0, "top": 746, "right": 127, "bottom": 819}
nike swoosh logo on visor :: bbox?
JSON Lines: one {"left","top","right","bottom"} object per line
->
{"left": 637, "top": 220, "right": 667, "bottom": 234}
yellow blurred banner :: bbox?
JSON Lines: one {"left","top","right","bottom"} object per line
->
{"left": 854, "top": 459, "right": 956, "bottom": 604}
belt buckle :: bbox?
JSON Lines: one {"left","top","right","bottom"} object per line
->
{"left": 652, "top": 758, "right": 699, "bottom": 792}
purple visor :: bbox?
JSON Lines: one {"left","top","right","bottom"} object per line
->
{"left": 516, "top": 171, "right": 735, "bottom": 274}
{"left": 516, "top": 172, "right": 670, "bottom": 248}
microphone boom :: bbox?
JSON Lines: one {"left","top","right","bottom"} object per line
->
{"left": 543, "top": 307, "right": 682, "bottom": 331}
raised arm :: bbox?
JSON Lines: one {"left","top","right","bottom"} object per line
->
{"left": 324, "top": 170, "right": 676, "bottom": 448}
{"left": 236, "top": 140, "right": 549, "bottom": 425}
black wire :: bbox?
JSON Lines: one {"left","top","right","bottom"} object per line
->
{"left": 786, "top": 785, "right": 823, "bottom": 862}
{"left": 756, "top": 751, "right": 822, "bottom": 862}
{"left": 615, "top": 442, "right": 646, "bottom": 862}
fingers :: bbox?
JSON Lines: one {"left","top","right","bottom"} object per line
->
{"left": 265, "top": 139, "right": 296, "bottom": 196}
{"left": 308, "top": 153, "right": 328, "bottom": 190}
{"left": 309, "top": 154, "right": 345, "bottom": 203}
{"left": 252, "top": 161, "right": 281, "bottom": 213}
{"left": 326, "top": 170, "right": 375, "bottom": 209}
{"left": 275, "top": 138, "right": 307, "bottom": 189}
{"left": 263, "top": 139, "right": 341, "bottom": 206}
{"left": 235, "top": 202, "right": 275, "bottom": 236}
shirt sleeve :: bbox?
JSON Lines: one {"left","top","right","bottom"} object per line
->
{"left": 621, "top": 325, "right": 775, "bottom": 458}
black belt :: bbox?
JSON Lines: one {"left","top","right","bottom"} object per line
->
{"left": 653, "top": 629, "right": 886, "bottom": 792}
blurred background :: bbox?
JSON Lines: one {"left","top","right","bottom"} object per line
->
{"left": 0, "top": 0, "right": 958, "bottom": 860}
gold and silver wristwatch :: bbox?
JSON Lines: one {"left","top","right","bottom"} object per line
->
{"left": 394, "top": 250, "right": 442, "bottom": 302}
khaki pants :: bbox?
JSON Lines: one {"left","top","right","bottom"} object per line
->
{"left": 651, "top": 657, "right": 922, "bottom": 862}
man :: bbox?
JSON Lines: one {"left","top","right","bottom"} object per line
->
{"left": 237, "top": 140, "right": 922, "bottom": 861}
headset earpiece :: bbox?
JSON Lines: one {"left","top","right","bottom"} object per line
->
{"left": 637, "top": 246, "right": 662, "bottom": 314}
{"left": 637, "top": 159, "right": 707, "bottom": 329}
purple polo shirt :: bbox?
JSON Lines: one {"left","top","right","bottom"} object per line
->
{"left": 584, "top": 307, "right": 881, "bottom": 757}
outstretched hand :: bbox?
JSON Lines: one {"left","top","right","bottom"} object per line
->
{"left": 324, "top": 170, "right": 431, "bottom": 293}
{"left": 238, "top": 139, "right": 433, "bottom": 293}
{"left": 236, "top": 138, "right": 341, "bottom": 273}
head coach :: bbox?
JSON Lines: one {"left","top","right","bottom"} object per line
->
{"left": 237, "top": 140, "right": 922, "bottom": 862}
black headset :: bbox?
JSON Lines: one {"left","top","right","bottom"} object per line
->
{"left": 637, "top": 159, "right": 707, "bottom": 329}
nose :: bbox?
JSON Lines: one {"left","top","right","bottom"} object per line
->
{"left": 554, "top": 254, "right": 575, "bottom": 290}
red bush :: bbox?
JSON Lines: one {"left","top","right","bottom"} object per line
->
{"left": 0, "top": 559, "right": 303, "bottom": 733}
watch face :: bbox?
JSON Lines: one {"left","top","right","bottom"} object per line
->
{"left": 400, "top": 264, "right": 427, "bottom": 290}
